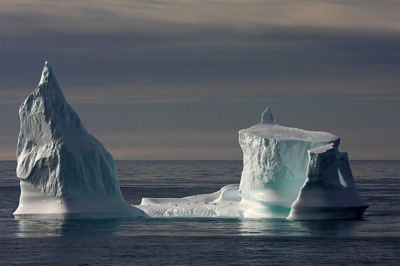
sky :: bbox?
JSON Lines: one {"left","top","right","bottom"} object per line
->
{"left": 0, "top": 0, "right": 399, "bottom": 160}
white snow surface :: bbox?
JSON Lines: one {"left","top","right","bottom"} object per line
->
{"left": 240, "top": 107, "right": 338, "bottom": 142}
{"left": 136, "top": 184, "right": 290, "bottom": 218}
{"left": 14, "top": 62, "right": 147, "bottom": 219}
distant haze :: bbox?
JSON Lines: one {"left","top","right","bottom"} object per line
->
{"left": 0, "top": 0, "right": 399, "bottom": 160}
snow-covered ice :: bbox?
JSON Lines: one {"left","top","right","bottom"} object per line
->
{"left": 14, "top": 62, "right": 147, "bottom": 219}
{"left": 136, "top": 107, "right": 368, "bottom": 220}
{"left": 138, "top": 185, "right": 243, "bottom": 218}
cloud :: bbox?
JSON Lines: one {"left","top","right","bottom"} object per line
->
{"left": 108, "top": 147, "right": 241, "bottom": 160}
{"left": 1, "top": 0, "right": 400, "bottom": 36}
{"left": 345, "top": 94, "right": 400, "bottom": 101}
{"left": 334, "top": 127, "right": 400, "bottom": 160}
{"left": 1, "top": 0, "right": 400, "bottom": 160}
{"left": 1, "top": 0, "right": 399, "bottom": 103}
{"left": 0, "top": 148, "right": 16, "bottom": 160}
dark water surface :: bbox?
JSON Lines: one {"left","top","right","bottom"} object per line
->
{"left": 0, "top": 160, "right": 399, "bottom": 265}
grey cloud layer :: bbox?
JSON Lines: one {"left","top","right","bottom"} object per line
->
{"left": 1, "top": 27, "right": 399, "bottom": 103}
{"left": 0, "top": 0, "right": 399, "bottom": 159}
{"left": 2, "top": 0, "right": 400, "bottom": 34}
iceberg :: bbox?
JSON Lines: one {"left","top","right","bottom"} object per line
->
{"left": 238, "top": 107, "right": 339, "bottom": 208}
{"left": 14, "top": 62, "right": 147, "bottom": 219}
{"left": 13, "top": 61, "right": 367, "bottom": 220}
{"left": 136, "top": 107, "right": 368, "bottom": 220}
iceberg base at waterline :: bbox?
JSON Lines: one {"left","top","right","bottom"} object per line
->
{"left": 135, "top": 179, "right": 367, "bottom": 220}
{"left": 135, "top": 178, "right": 367, "bottom": 220}
{"left": 14, "top": 181, "right": 145, "bottom": 219}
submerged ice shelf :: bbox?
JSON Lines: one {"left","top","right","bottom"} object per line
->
{"left": 14, "top": 61, "right": 368, "bottom": 220}
{"left": 136, "top": 107, "right": 368, "bottom": 220}
{"left": 14, "top": 62, "right": 147, "bottom": 219}
{"left": 137, "top": 184, "right": 291, "bottom": 219}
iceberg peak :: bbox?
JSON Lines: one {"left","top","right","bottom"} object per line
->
{"left": 16, "top": 61, "right": 114, "bottom": 197}
{"left": 39, "top": 61, "right": 54, "bottom": 86}
{"left": 260, "top": 107, "right": 280, "bottom": 125}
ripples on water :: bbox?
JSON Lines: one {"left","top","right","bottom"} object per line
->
{"left": 0, "top": 160, "right": 399, "bottom": 265}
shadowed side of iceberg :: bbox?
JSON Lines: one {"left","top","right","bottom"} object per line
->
{"left": 287, "top": 144, "right": 369, "bottom": 220}
{"left": 14, "top": 62, "right": 147, "bottom": 219}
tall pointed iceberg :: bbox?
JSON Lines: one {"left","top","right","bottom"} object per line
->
{"left": 14, "top": 62, "right": 146, "bottom": 219}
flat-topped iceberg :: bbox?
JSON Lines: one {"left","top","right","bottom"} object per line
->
{"left": 136, "top": 107, "right": 368, "bottom": 220}
{"left": 238, "top": 107, "right": 340, "bottom": 208}
{"left": 14, "top": 62, "right": 147, "bottom": 219}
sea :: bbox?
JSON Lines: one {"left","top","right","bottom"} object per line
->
{"left": 0, "top": 160, "right": 399, "bottom": 266}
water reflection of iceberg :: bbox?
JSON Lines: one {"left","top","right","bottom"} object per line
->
{"left": 239, "top": 218, "right": 307, "bottom": 236}
{"left": 293, "top": 220, "right": 361, "bottom": 236}
{"left": 16, "top": 219, "right": 121, "bottom": 237}
{"left": 239, "top": 218, "right": 362, "bottom": 237}
{"left": 17, "top": 219, "right": 64, "bottom": 237}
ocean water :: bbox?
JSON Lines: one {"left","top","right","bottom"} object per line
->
{"left": 0, "top": 160, "right": 399, "bottom": 265}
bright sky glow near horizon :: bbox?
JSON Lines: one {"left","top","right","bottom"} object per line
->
{"left": 0, "top": 0, "right": 399, "bottom": 160}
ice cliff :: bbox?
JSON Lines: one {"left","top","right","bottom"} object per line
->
{"left": 238, "top": 107, "right": 340, "bottom": 208}
{"left": 14, "top": 62, "right": 147, "bottom": 219}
